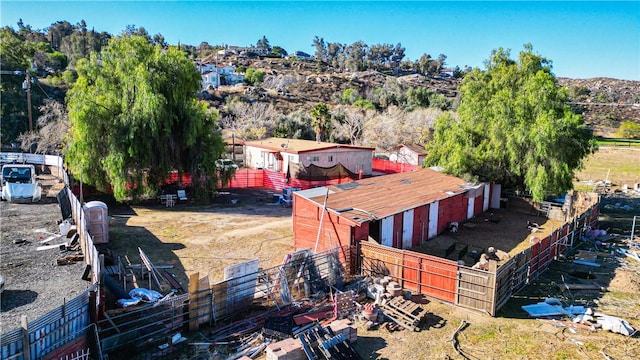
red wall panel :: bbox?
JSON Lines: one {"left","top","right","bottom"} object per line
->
{"left": 474, "top": 194, "right": 484, "bottom": 216}
{"left": 437, "top": 194, "right": 467, "bottom": 234}
{"left": 393, "top": 213, "right": 403, "bottom": 248}
{"left": 412, "top": 205, "right": 429, "bottom": 247}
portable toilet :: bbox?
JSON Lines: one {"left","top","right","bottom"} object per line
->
{"left": 83, "top": 201, "right": 109, "bottom": 244}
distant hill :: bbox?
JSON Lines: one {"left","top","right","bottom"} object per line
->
{"left": 557, "top": 77, "right": 640, "bottom": 136}
{"left": 206, "top": 57, "right": 639, "bottom": 137}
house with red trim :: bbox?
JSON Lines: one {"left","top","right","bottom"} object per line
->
{"left": 243, "top": 138, "right": 374, "bottom": 181}
{"left": 292, "top": 168, "right": 498, "bottom": 252}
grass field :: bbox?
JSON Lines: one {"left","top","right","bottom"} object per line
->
{"left": 573, "top": 146, "right": 640, "bottom": 192}
{"left": 595, "top": 137, "right": 640, "bottom": 147}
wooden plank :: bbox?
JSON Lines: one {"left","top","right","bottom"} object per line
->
{"left": 162, "top": 270, "right": 185, "bottom": 293}
{"left": 188, "top": 272, "right": 200, "bottom": 331}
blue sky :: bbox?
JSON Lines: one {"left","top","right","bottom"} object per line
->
{"left": 2, "top": 1, "right": 639, "bottom": 80}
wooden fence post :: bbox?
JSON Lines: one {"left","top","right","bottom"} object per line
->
{"left": 21, "top": 315, "right": 31, "bottom": 360}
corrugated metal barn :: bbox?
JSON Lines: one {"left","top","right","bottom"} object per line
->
{"left": 292, "top": 168, "right": 494, "bottom": 252}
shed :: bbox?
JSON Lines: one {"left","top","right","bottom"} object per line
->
{"left": 243, "top": 138, "right": 374, "bottom": 180}
{"left": 292, "top": 168, "right": 493, "bottom": 252}
{"left": 389, "top": 144, "right": 427, "bottom": 166}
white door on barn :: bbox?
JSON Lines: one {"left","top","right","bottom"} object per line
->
{"left": 428, "top": 200, "right": 439, "bottom": 239}
{"left": 402, "top": 209, "right": 414, "bottom": 249}
{"left": 381, "top": 216, "right": 394, "bottom": 247}
{"left": 491, "top": 183, "right": 502, "bottom": 209}
{"left": 467, "top": 197, "right": 475, "bottom": 219}
{"left": 483, "top": 183, "right": 490, "bottom": 211}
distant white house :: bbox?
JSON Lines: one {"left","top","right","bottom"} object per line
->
{"left": 389, "top": 144, "right": 427, "bottom": 167}
{"left": 197, "top": 62, "right": 245, "bottom": 89}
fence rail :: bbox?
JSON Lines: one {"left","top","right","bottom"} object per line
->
{"left": 358, "top": 200, "right": 600, "bottom": 316}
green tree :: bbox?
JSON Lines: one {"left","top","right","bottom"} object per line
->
{"left": 65, "top": 35, "right": 226, "bottom": 201}
{"left": 310, "top": 103, "right": 331, "bottom": 142}
{"left": 617, "top": 121, "right": 640, "bottom": 139}
{"left": 425, "top": 45, "right": 597, "bottom": 201}
{"left": 244, "top": 68, "right": 265, "bottom": 86}
{"left": 272, "top": 45, "right": 288, "bottom": 58}
{"left": 312, "top": 36, "right": 327, "bottom": 62}
{"left": 0, "top": 26, "right": 44, "bottom": 145}
{"left": 256, "top": 35, "right": 271, "bottom": 51}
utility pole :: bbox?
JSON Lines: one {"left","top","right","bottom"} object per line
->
{"left": 24, "top": 72, "right": 33, "bottom": 133}
{"left": 1, "top": 69, "right": 33, "bottom": 133}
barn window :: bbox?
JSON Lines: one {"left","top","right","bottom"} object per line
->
{"left": 328, "top": 155, "right": 334, "bottom": 162}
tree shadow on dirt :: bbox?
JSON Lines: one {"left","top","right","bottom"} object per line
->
{"left": 1, "top": 290, "right": 38, "bottom": 311}
{"left": 81, "top": 193, "right": 190, "bottom": 308}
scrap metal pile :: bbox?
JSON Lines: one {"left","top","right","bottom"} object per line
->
{"left": 190, "top": 275, "right": 431, "bottom": 359}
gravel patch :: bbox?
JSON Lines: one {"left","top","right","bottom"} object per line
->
{"left": 1, "top": 178, "right": 92, "bottom": 333}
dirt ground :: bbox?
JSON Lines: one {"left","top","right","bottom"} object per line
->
{"left": 0, "top": 173, "right": 92, "bottom": 332}
{"left": 409, "top": 196, "right": 560, "bottom": 265}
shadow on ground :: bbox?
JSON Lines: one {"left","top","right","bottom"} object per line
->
{"left": 0, "top": 290, "right": 38, "bottom": 311}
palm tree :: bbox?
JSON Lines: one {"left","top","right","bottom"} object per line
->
{"left": 310, "top": 103, "right": 330, "bottom": 142}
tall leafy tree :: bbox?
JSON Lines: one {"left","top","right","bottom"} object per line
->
{"left": 0, "top": 26, "right": 43, "bottom": 145}
{"left": 312, "top": 36, "right": 326, "bottom": 62}
{"left": 65, "top": 35, "right": 225, "bottom": 201}
{"left": 425, "top": 45, "right": 597, "bottom": 201}
{"left": 256, "top": 35, "right": 271, "bottom": 51}
{"left": 345, "top": 41, "right": 368, "bottom": 72}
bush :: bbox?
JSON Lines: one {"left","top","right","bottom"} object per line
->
{"left": 617, "top": 121, "right": 640, "bottom": 139}
{"left": 245, "top": 68, "right": 265, "bottom": 86}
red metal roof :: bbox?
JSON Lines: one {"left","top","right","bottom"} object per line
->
{"left": 244, "top": 137, "right": 374, "bottom": 154}
{"left": 297, "top": 168, "right": 474, "bottom": 223}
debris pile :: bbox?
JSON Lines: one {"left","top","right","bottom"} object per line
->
{"left": 522, "top": 297, "right": 636, "bottom": 337}
{"left": 187, "top": 274, "right": 432, "bottom": 359}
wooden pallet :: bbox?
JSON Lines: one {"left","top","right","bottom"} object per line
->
{"left": 382, "top": 297, "right": 428, "bottom": 331}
